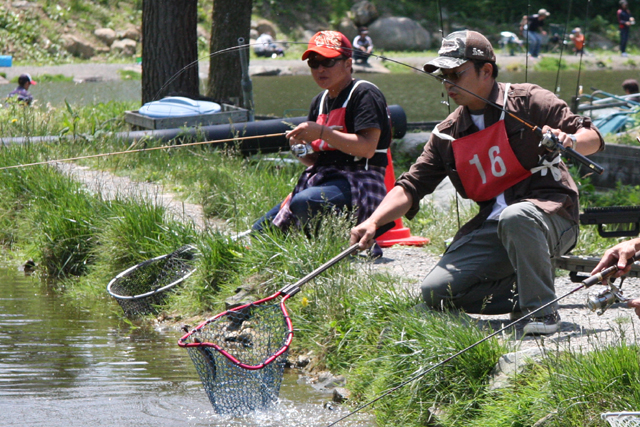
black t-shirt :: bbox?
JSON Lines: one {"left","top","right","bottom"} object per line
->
{"left": 527, "top": 14, "right": 545, "bottom": 32}
{"left": 307, "top": 79, "right": 391, "bottom": 166}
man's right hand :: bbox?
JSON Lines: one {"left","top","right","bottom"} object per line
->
{"left": 350, "top": 219, "right": 378, "bottom": 250}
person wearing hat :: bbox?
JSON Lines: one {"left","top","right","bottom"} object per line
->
{"left": 617, "top": 1, "right": 635, "bottom": 57}
{"left": 352, "top": 27, "right": 374, "bottom": 65}
{"left": 351, "top": 30, "right": 605, "bottom": 334}
{"left": 569, "top": 27, "right": 585, "bottom": 55}
{"left": 7, "top": 73, "right": 36, "bottom": 105}
{"left": 253, "top": 31, "right": 391, "bottom": 255}
{"left": 520, "top": 8, "right": 550, "bottom": 58}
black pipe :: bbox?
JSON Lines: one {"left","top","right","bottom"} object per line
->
{"left": 0, "top": 105, "right": 407, "bottom": 155}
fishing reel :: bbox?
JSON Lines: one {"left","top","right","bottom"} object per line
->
{"left": 586, "top": 278, "right": 629, "bottom": 316}
{"left": 539, "top": 130, "right": 561, "bottom": 151}
{"left": 291, "top": 143, "right": 314, "bottom": 157}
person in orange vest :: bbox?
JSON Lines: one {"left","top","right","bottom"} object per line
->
{"left": 569, "top": 27, "right": 585, "bottom": 55}
{"left": 351, "top": 30, "right": 605, "bottom": 335}
{"left": 253, "top": 31, "right": 392, "bottom": 257}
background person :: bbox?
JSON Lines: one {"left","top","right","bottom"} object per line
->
{"left": 253, "top": 31, "right": 391, "bottom": 256}
{"left": 570, "top": 27, "right": 585, "bottom": 55}
{"left": 617, "top": 0, "right": 635, "bottom": 57}
{"left": 254, "top": 31, "right": 284, "bottom": 58}
{"left": 352, "top": 27, "right": 374, "bottom": 65}
{"left": 7, "top": 73, "right": 36, "bottom": 105}
{"left": 351, "top": 30, "right": 604, "bottom": 335}
{"left": 521, "top": 8, "right": 550, "bottom": 58}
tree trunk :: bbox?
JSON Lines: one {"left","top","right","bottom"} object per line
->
{"left": 207, "top": 0, "right": 252, "bottom": 106}
{"left": 141, "top": 0, "right": 199, "bottom": 104}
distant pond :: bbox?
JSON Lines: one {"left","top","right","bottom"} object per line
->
{"left": 15, "top": 68, "right": 635, "bottom": 123}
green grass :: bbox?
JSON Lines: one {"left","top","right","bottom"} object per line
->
{"left": 1, "top": 100, "right": 640, "bottom": 426}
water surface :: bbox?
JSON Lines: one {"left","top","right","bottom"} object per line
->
{"left": 0, "top": 267, "right": 370, "bottom": 427}
{"left": 16, "top": 68, "right": 634, "bottom": 123}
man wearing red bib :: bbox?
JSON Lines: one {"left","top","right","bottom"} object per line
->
{"left": 351, "top": 30, "right": 605, "bottom": 335}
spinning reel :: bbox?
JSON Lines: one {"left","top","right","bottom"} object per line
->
{"left": 586, "top": 277, "right": 630, "bottom": 316}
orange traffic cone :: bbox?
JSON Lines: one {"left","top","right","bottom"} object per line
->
{"left": 375, "top": 150, "right": 430, "bottom": 248}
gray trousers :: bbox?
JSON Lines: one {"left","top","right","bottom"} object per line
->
{"left": 421, "top": 202, "right": 578, "bottom": 316}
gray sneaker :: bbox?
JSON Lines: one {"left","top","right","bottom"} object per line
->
{"left": 523, "top": 312, "right": 561, "bottom": 335}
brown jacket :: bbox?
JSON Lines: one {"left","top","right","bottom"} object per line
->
{"left": 396, "top": 81, "right": 605, "bottom": 241}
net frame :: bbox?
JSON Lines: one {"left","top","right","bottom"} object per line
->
{"left": 178, "top": 242, "right": 364, "bottom": 415}
{"left": 107, "top": 244, "right": 197, "bottom": 317}
{"left": 602, "top": 412, "right": 640, "bottom": 427}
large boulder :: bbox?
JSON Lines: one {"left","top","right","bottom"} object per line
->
{"left": 61, "top": 34, "right": 95, "bottom": 59}
{"left": 94, "top": 28, "right": 116, "bottom": 47}
{"left": 337, "top": 17, "right": 358, "bottom": 43}
{"left": 350, "top": 0, "right": 378, "bottom": 27}
{"left": 111, "top": 38, "right": 137, "bottom": 57}
{"left": 369, "top": 17, "right": 431, "bottom": 51}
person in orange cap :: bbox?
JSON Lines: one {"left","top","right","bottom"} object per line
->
{"left": 253, "top": 31, "right": 391, "bottom": 257}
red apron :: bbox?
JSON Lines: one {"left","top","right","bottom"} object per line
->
{"left": 435, "top": 83, "right": 533, "bottom": 202}
{"left": 310, "top": 80, "right": 368, "bottom": 152}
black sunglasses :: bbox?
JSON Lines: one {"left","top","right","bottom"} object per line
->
{"left": 307, "top": 56, "right": 345, "bottom": 69}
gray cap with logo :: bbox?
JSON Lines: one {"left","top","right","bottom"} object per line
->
{"left": 423, "top": 30, "right": 496, "bottom": 73}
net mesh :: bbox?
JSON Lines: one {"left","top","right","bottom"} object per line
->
{"left": 108, "top": 245, "right": 196, "bottom": 318}
{"left": 184, "top": 302, "right": 291, "bottom": 415}
{"left": 603, "top": 413, "right": 640, "bottom": 427}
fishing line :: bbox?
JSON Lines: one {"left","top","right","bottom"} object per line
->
{"left": 435, "top": 0, "right": 460, "bottom": 229}
{"left": 326, "top": 252, "right": 640, "bottom": 427}
{"left": 525, "top": 0, "right": 531, "bottom": 82}
{"left": 574, "top": 0, "right": 591, "bottom": 100}
{"left": 152, "top": 41, "right": 603, "bottom": 175}
{"left": 0, "top": 133, "right": 285, "bottom": 171}
{"left": 554, "top": 0, "right": 573, "bottom": 95}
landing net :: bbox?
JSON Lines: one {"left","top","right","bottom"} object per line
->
{"left": 602, "top": 412, "right": 640, "bottom": 427}
{"left": 182, "top": 301, "right": 291, "bottom": 415}
{"left": 107, "top": 245, "right": 197, "bottom": 318}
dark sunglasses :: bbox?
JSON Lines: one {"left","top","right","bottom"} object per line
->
{"left": 440, "top": 64, "right": 473, "bottom": 83}
{"left": 307, "top": 56, "right": 345, "bottom": 69}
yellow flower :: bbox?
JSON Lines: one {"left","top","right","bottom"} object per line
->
{"left": 301, "top": 297, "right": 309, "bottom": 307}
{"left": 11, "top": 118, "right": 17, "bottom": 123}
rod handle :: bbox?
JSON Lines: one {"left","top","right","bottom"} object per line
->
{"left": 582, "top": 250, "right": 640, "bottom": 287}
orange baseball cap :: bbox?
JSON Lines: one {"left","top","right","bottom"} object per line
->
{"left": 301, "top": 31, "right": 352, "bottom": 60}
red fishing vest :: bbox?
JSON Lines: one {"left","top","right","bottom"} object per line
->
{"left": 311, "top": 80, "right": 367, "bottom": 152}
{"left": 434, "top": 84, "right": 533, "bottom": 202}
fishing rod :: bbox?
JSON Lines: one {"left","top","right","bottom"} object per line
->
{"left": 326, "top": 250, "right": 640, "bottom": 426}
{"left": 574, "top": 0, "right": 592, "bottom": 101}
{"left": 554, "top": 0, "right": 573, "bottom": 95}
{"left": 0, "top": 133, "right": 285, "bottom": 171}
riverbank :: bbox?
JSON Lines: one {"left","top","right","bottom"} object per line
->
{"left": 1, "top": 50, "right": 637, "bottom": 83}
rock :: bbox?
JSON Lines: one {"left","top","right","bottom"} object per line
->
{"left": 255, "top": 19, "right": 277, "bottom": 38}
{"left": 350, "top": 0, "right": 379, "bottom": 27}
{"left": 61, "top": 34, "right": 95, "bottom": 59}
{"left": 94, "top": 28, "right": 116, "bottom": 47}
{"left": 111, "top": 39, "right": 137, "bottom": 57}
{"left": 337, "top": 17, "right": 359, "bottom": 42}
{"left": 393, "top": 132, "right": 430, "bottom": 160}
{"left": 310, "top": 371, "right": 346, "bottom": 391}
{"left": 295, "top": 354, "right": 311, "bottom": 368}
{"left": 119, "top": 25, "right": 141, "bottom": 42}
{"left": 369, "top": 17, "right": 431, "bottom": 51}
{"left": 332, "top": 387, "right": 351, "bottom": 403}
{"left": 488, "top": 347, "right": 546, "bottom": 390}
